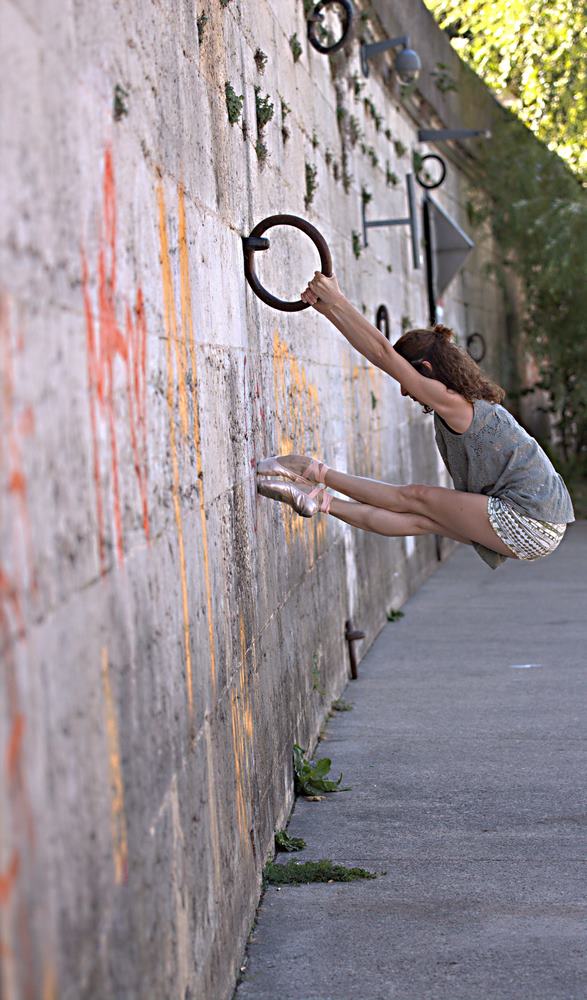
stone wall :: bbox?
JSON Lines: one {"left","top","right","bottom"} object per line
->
{"left": 0, "top": 1, "right": 515, "bottom": 997}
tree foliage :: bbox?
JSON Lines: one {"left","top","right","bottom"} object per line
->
{"left": 475, "top": 113, "right": 587, "bottom": 462}
{"left": 424, "top": 0, "right": 587, "bottom": 181}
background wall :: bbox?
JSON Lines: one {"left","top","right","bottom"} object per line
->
{"left": 0, "top": 1, "right": 516, "bottom": 997}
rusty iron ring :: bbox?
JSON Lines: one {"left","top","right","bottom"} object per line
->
{"left": 466, "top": 332, "right": 486, "bottom": 362}
{"left": 242, "top": 214, "right": 333, "bottom": 312}
{"left": 307, "top": 0, "right": 355, "bottom": 55}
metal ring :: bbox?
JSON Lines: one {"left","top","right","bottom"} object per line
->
{"left": 307, "top": 0, "right": 354, "bottom": 55}
{"left": 466, "top": 332, "right": 486, "bottom": 362}
{"left": 415, "top": 154, "right": 447, "bottom": 190}
{"left": 242, "top": 214, "right": 333, "bottom": 312}
{"left": 375, "top": 304, "right": 390, "bottom": 340}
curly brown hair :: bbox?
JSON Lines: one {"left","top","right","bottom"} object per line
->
{"left": 394, "top": 324, "right": 505, "bottom": 410}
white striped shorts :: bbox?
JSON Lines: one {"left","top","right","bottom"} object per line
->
{"left": 487, "top": 496, "right": 566, "bottom": 561}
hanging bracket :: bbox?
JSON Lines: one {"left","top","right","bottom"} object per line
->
{"left": 362, "top": 173, "right": 420, "bottom": 269}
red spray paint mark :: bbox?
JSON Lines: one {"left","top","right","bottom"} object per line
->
{"left": 81, "top": 147, "right": 150, "bottom": 572}
{"left": 0, "top": 852, "right": 20, "bottom": 905}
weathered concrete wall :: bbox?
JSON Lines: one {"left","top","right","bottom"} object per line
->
{"left": 0, "top": 2, "right": 516, "bottom": 997}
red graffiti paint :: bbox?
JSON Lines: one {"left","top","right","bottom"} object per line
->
{"left": 0, "top": 852, "right": 20, "bottom": 906}
{"left": 81, "top": 147, "right": 150, "bottom": 572}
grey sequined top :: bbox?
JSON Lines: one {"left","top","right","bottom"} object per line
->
{"left": 434, "top": 399, "right": 574, "bottom": 568}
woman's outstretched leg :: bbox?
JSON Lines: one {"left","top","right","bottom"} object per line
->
{"left": 327, "top": 496, "right": 469, "bottom": 543}
{"left": 258, "top": 454, "right": 512, "bottom": 556}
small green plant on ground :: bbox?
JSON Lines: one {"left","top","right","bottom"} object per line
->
{"left": 254, "top": 48, "right": 268, "bottom": 73}
{"left": 225, "top": 82, "right": 244, "bottom": 125}
{"left": 289, "top": 32, "right": 302, "bottom": 62}
{"left": 113, "top": 84, "right": 129, "bottom": 121}
{"left": 264, "top": 859, "right": 378, "bottom": 885}
{"left": 387, "top": 608, "right": 404, "bottom": 622}
{"left": 196, "top": 13, "right": 208, "bottom": 45}
{"left": 293, "top": 744, "right": 349, "bottom": 796}
{"left": 331, "top": 698, "right": 353, "bottom": 712}
{"left": 275, "top": 830, "right": 306, "bottom": 852}
{"left": 352, "top": 231, "right": 362, "bottom": 259}
{"left": 305, "top": 162, "right": 318, "bottom": 209}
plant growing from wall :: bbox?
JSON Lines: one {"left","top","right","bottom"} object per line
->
{"left": 387, "top": 608, "right": 404, "bottom": 621}
{"left": 254, "top": 48, "right": 268, "bottom": 73}
{"left": 225, "top": 82, "right": 244, "bottom": 125}
{"left": 352, "top": 231, "right": 362, "bottom": 259}
{"left": 293, "top": 744, "right": 349, "bottom": 796}
{"left": 401, "top": 314, "right": 413, "bottom": 331}
{"left": 324, "top": 148, "right": 333, "bottom": 167}
{"left": 431, "top": 61, "right": 458, "bottom": 93}
{"left": 254, "top": 87, "right": 274, "bottom": 166}
{"left": 289, "top": 32, "right": 303, "bottom": 62}
{"left": 386, "top": 163, "right": 399, "bottom": 187}
{"left": 367, "top": 146, "right": 378, "bottom": 168}
{"left": 113, "top": 84, "right": 129, "bottom": 121}
{"left": 280, "top": 97, "right": 291, "bottom": 142}
{"left": 196, "top": 13, "right": 208, "bottom": 44}
{"left": 361, "top": 185, "right": 372, "bottom": 206}
{"left": 331, "top": 698, "right": 353, "bottom": 712}
{"left": 305, "top": 162, "right": 318, "bottom": 204}
{"left": 348, "top": 115, "right": 362, "bottom": 147}
{"left": 349, "top": 71, "right": 364, "bottom": 99}
{"left": 311, "top": 130, "right": 319, "bottom": 150}
{"left": 394, "top": 139, "right": 407, "bottom": 158}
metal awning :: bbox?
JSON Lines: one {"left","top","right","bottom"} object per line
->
{"left": 423, "top": 195, "right": 474, "bottom": 323}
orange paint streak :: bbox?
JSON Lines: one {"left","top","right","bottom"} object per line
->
{"left": 0, "top": 852, "right": 20, "bottom": 905}
{"left": 101, "top": 647, "right": 128, "bottom": 885}
{"left": 271, "top": 330, "right": 324, "bottom": 555}
{"left": 5, "top": 714, "right": 24, "bottom": 781}
{"left": 81, "top": 147, "right": 150, "bottom": 571}
{"left": 178, "top": 187, "right": 217, "bottom": 695}
{"left": 157, "top": 182, "right": 194, "bottom": 715}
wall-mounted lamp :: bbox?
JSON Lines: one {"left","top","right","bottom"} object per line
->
{"left": 360, "top": 36, "right": 421, "bottom": 82}
{"left": 417, "top": 128, "right": 491, "bottom": 142}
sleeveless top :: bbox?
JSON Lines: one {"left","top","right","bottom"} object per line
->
{"left": 434, "top": 399, "right": 574, "bottom": 568}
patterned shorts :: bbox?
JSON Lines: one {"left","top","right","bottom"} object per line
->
{"left": 487, "top": 496, "right": 566, "bottom": 561}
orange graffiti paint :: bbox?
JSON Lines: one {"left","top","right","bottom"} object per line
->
{"left": 81, "top": 147, "right": 150, "bottom": 572}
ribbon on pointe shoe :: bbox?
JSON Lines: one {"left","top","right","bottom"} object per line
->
{"left": 306, "top": 484, "right": 332, "bottom": 514}
{"left": 302, "top": 459, "right": 329, "bottom": 484}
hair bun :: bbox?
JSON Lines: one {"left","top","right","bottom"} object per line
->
{"left": 432, "top": 323, "right": 454, "bottom": 341}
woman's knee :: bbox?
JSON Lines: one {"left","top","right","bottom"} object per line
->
{"left": 398, "top": 483, "right": 435, "bottom": 512}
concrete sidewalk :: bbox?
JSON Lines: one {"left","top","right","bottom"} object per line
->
{"left": 236, "top": 524, "right": 587, "bottom": 1000}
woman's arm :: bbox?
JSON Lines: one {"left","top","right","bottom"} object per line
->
{"left": 302, "top": 272, "right": 472, "bottom": 428}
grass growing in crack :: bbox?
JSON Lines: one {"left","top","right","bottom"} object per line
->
{"left": 352, "top": 231, "right": 362, "bottom": 259}
{"left": 293, "top": 744, "right": 349, "bottom": 796}
{"left": 275, "top": 830, "right": 306, "bottom": 852}
{"left": 264, "top": 860, "right": 378, "bottom": 885}
{"left": 331, "top": 698, "right": 353, "bottom": 712}
{"left": 225, "top": 82, "right": 244, "bottom": 125}
{"left": 255, "top": 140, "right": 268, "bottom": 165}
{"left": 280, "top": 97, "right": 291, "bottom": 142}
{"left": 394, "top": 139, "right": 407, "bottom": 158}
{"left": 387, "top": 608, "right": 404, "bottom": 622}
{"left": 305, "top": 162, "right": 318, "bottom": 209}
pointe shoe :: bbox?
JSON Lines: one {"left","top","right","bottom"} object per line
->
{"left": 256, "top": 456, "right": 309, "bottom": 484}
{"left": 257, "top": 478, "right": 326, "bottom": 518}
{"left": 256, "top": 455, "right": 329, "bottom": 484}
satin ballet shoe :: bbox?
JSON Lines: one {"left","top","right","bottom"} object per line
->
{"left": 257, "top": 478, "right": 330, "bottom": 518}
{"left": 256, "top": 455, "right": 329, "bottom": 484}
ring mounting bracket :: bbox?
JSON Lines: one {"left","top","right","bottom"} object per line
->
{"left": 242, "top": 214, "right": 333, "bottom": 312}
